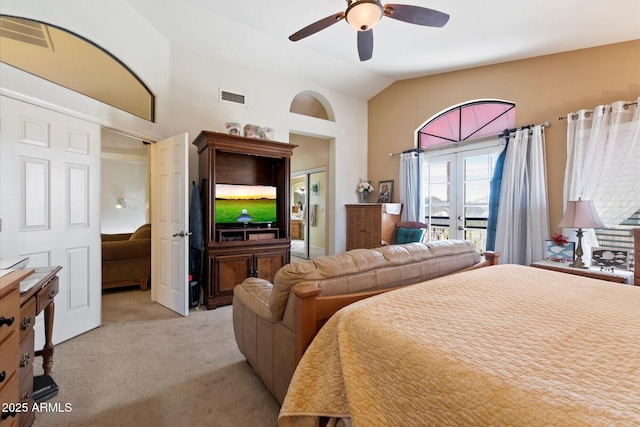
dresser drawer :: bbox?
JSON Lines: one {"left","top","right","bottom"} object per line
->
{"left": 18, "top": 329, "right": 34, "bottom": 378}
{"left": 0, "top": 332, "right": 18, "bottom": 395}
{"left": 18, "top": 298, "right": 35, "bottom": 344}
{"left": 36, "top": 277, "right": 58, "bottom": 313}
{"left": 0, "top": 289, "right": 19, "bottom": 344}
{"left": 18, "top": 366, "right": 33, "bottom": 425}
{"left": 0, "top": 371, "right": 19, "bottom": 426}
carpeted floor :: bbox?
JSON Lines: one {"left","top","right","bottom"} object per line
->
{"left": 32, "top": 288, "right": 280, "bottom": 427}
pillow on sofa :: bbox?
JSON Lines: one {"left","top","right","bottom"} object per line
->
{"left": 130, "top": 224, "right": 151, "bottom": 240}
{"left": 395, "top": 227, "right": 425, "bottom": 244}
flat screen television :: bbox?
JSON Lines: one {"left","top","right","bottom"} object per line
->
{"left": 215, "top": 183, "right": 277, "bottom": 226}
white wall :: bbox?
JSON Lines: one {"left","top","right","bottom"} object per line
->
{"left": 0, "top": 0, "right": 369, "bottom": 254}
{"left": 101, "top": 157, "right": 149, "bottom": 234}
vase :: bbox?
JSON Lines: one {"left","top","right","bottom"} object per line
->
{"left": 359, "top": 192, "right": 368, "bottom": 203}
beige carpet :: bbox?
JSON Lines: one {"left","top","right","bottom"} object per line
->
{"left": 32, "top": 288, "right": 280, "bottom": 427}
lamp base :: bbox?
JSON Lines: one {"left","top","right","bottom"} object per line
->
{"left": 569, "top": 259, "right": 589, "bottom": 269}
{"left": 569, "top": 228, "right": 589, "bottom": 269}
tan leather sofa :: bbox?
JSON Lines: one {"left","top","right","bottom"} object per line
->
{"left": 101, "top": 223, "right": 151, "bottom": 291}
{"left": 232, "top": 240, "right": 482, "bottom": 404}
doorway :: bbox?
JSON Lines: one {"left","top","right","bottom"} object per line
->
{"left": 100, "top": 129, "right": 152, "bottom": 307}
{"left": 291, "top": 170, "right": 326, "bottom": 259}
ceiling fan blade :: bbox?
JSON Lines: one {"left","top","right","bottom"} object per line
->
{"left": 357, "top": 30, "right": 373, "bottom": 62}
{"left": 289, "top": 12, "right": 346, "bottom": 41}
{"left": 383, "top": 4, "right": 449, "bottom": 27}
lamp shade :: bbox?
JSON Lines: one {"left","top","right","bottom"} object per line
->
{"left": 557, "top": 199, "right": 605, "bottom": 229}
{"left": 346, "top": 0, "right": 383, "bottom": 31}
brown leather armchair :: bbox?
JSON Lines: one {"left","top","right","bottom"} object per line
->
{"left": 101, "top": 224, "right": 151, "bottom": 291}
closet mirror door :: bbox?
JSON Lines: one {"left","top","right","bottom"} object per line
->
{"left": 291, "top": 170, "right": 326, "bottom": 260}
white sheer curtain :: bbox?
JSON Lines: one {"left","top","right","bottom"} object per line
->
{"left": 563, "top": 98, "right": 640, "bottom": 252}
{"left": 399, "top": 151, "right": 425, "bottom": 222}
{"left": 494, "top": 125, "right": 549, "bottom": 264}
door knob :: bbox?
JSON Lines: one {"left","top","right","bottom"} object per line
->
{"left": 172, "top": 231, "right": 192, "bottom": 238}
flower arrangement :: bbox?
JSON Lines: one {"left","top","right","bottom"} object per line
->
{"left": 357, "top": 179, "right": 374, "bottom": 194}
{"left": 551, "top": 233, "right": 569, "bottom": 247}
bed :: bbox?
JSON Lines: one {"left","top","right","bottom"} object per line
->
{"left": 279, "top": 264, "right": 640, "bottom": 427}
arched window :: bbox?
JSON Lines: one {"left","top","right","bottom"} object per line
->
{"left": 417, "top": 99, "right": 515, "bottom": 149}
{"left": 0, "top": 15, "right": 155, "bottom": 121}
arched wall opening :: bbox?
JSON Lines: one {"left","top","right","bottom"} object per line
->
{"left": 289, "top": 90, "right": 335, "bottom": 121}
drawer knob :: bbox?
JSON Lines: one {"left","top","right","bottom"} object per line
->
{"left": 21, "top": 316, "right": 32, "bottom": 330}
{"left": 20, "top": 352, "right": 30, "bottom": 367}
{"left": 20, "top": 392, "right": 29, "bottom": 404}
{"left": 1, "top": 410, "right": 17, "bottom": 420}
{"left": 0, "top": 370, "right": 5, "bottom": 383}
{"left": 48, "top": 289, "right": 56, "bottom": 299}
{"left": 0, "top": 316, "right": 14, "bottom": 328}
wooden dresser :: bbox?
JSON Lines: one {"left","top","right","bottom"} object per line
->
{"left": 346, "top": 204, "right": 401, "bottom": 250}
{"left": 0, "top": 270, "right": 30, "bottom": 427}
{"left": 0, "top": 267, "right": 60, "bottom": 427}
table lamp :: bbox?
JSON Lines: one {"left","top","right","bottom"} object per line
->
{"left": 557, "top": 198, "right": 605, "bottom": 269}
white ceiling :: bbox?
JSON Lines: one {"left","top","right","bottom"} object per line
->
{"left": 126, "top": 0, "right": 640, "bottom": 100}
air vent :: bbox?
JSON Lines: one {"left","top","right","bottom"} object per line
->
{"left": 219, "top": 89, "right": 246, "bottom": 106}
{"left": 0, "top": 16, "right": 54, "bottom": 51}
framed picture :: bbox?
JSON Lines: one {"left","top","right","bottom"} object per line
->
{"left": 545, "top": 240, "right": 575, "bottom": 262}
{"left": 311, "top": 182, "right": 319, "bottom": 196}
{"left": 591, "top": 247, "right": 630, "bottom": 270}
{"left": 376, "top": 180, "right": 393, "bottom": 203}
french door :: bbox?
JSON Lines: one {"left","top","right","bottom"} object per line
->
{"left": 424, "top": 143, "right": 502, "bottom": 251}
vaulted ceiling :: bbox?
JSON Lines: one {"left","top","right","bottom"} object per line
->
{"left": 125, "top": 0, "right": 640, "bottom": 99}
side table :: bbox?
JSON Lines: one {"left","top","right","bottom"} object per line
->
{"left": 18, "top": 265, "right": 61, "bottom": 427}
{"left": 530, "top": 260, "right": 634, "bottom": 284}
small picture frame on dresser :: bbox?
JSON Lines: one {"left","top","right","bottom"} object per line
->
{"left": 545, "top": 240, "right": 575, "bottom": 262}
{"left": 591, "top": 248, "right": 630, "bottom": 271}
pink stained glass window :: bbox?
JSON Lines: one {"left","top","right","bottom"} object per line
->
{"left": 418, "top": 101, "right": 515, "bottom": 149}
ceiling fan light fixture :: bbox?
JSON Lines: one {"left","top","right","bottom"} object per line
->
{"left": 346, "top": 0, "right": 383, "bottom": 31}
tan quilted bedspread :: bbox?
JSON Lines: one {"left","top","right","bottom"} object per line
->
{"left": 279, "top": 264, "right": 640, "bottom": 427}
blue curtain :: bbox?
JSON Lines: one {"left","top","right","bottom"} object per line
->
{"left": 399, "top": 150, "right": 425, "bottom": 222}
{"left": 485, "top": 138, "right": 508, "bottom": 251}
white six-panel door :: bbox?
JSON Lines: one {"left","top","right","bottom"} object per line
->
{"left": 0, "top": 96, "right": 101, "bottom": 347}
{"left": 150, "top": 134, "right": 189, "bottom": 316}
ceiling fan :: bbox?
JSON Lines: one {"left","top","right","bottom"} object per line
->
{"left": 288, "top": 0, "right": 449, "bottom": 61}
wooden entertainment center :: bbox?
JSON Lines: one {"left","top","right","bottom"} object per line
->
{"left": 193, "top": 131, "right": 297, "bottom": 309}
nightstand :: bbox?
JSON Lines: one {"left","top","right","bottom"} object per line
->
{"left": 530, "top": 260, "right": 634, "bottom": 284}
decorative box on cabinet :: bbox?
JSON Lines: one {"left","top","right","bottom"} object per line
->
{"left": 0, "top": 270, "right": 30, "bottom": 427}
{"left": 346, "top": 203, "right": 401, "bottom": 250}
{"left": 193, "top": 131, "right": 297, "bottom": 309}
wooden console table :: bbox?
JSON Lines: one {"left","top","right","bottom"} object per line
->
{"left": 17, "top": 266, "right": 61, "bottom": 427}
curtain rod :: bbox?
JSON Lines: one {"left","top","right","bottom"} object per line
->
{"left": 389, "top": 121, "right": 550, "bottom": 157}
{"left": 557, "top": 101, "right": 638, "bottom": 121}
